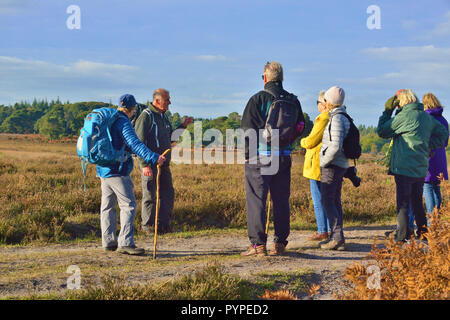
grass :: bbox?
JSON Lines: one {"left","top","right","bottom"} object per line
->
{"left": 5, "top": 261, "right": 320, "bottom": 300}
{"left": 251, "top": 269, "right": 315, "bottom": 298}
{"left": 0, "top": 133, "right": 397, "bottom": 245}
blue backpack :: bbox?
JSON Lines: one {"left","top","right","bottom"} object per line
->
{"left": 76, "top": 107, "right": 128, "bottom": 190}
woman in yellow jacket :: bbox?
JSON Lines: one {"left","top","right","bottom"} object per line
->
{"left": 300, "top": 91, "right": 331, "bottom": 241}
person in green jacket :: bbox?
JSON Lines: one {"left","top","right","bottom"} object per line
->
{"left": 377, "top": 89, "right": 448, "bottom": 243}
{"left": 134, "top": 89, "right": 193, "bottom": 234}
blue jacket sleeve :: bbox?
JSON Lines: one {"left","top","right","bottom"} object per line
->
{"left": 117, "top": 117, "right": 160, "bottom": 165}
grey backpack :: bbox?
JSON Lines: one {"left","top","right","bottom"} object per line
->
{"left": 262, "top": 89, "right": 300, "bottom": 147}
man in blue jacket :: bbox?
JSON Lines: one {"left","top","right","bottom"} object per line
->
{"left": 97, "top": 94, "right": 166, "bottom": 255}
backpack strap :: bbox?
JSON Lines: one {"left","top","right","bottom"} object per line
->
{"left": 81, "top": 159, "right": 88, "bottom": 192}
{"left": 263, "top": 89, "right": 279, "bottom": 100}
{"left": 328, "top": 111, "right": 352, "bottom": 141}
{"left": 143, "top": 108, "right": 159, "bottom": 148}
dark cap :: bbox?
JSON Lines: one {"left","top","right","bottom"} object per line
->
{"left": 119, "top": 94, "right": 137, "bottom": 109}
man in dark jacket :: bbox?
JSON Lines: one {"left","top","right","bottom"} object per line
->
{"left": 241, "top": 61, "right": 304, "bottom": 256}
{"left": 135, "top": 89, "right": 193, "bottom": 234}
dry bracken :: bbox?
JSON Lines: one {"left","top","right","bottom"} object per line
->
{"left": 259, "top": 289, "right": 298, "bottom": 300}
{"left": 339, "top": 182, "right": 450, "bottom": 300}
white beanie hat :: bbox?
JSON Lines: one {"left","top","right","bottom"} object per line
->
{"left": 324, "top": 86, "right": 345, "bottom": 106}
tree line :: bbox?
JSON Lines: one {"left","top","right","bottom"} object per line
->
{"left": 0, "top": 99, "right": 390, "bottom": 152}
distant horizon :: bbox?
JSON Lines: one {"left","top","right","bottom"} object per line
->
{"left": 1, "top": 0, "right": 449, "bottom": 126}
{"left": 0, "top": 96, "right": 399, "bottom": 127}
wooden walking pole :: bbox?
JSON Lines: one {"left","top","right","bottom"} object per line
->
{"left": 265, "top": 192, "right": 271, "bottom": 236}
{"left": 153, "top": 148, "right": 171, "bottom": 259}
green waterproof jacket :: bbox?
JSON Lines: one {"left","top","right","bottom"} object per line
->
{"left": 377, "top": 102, "right": 448, "bottom": 178}
{"left": 134, "top": 103, "right": 174, "bottom": 168}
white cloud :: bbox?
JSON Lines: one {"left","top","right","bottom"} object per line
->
{"left": 413, "top": 11, "right": 450, "bottom": 40}
{"left": 0, "top": 56, "right": 143, "bottom": 104}
{"left": 0, "top": 56, "right": 138, "bottom": 78}
{"left": 362, "top": 45, "right": 450, "bottom": 62}
{"left": 0, "top": 0, "right": 28, "bottom": 15}
{"left": 431, "top": 11, "right": 450, "bottom": 37}
{"left": 195, "top": 55, "right": 227, "bottom": 62}
{"left": 357, "top": 45, "right": 450, "bottom": 89}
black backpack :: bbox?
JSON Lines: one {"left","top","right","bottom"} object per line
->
{"left": 329, "top": 112, "right": 361, "bottom": 160}
{"left": 130, "top": 103, "right": 147, "bottom": 128}
{"left": 262, "top": 89, "right": 300, "bottom": 147}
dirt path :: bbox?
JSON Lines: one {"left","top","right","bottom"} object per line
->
{"left": 0, "top": 226, "right": 393, "bottom": 299}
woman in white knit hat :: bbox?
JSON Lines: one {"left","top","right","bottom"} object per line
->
{"left": 319, "top": 86, "right": 350, "bottom": 250}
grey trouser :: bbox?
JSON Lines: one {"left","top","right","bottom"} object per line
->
{"left": 141, "top": 166, "right": 175, "bottom": 228}
{"left": 320, "top": 165, "right": 347, "bottom": 242}
{"left": 100, "top": 176, "right": 137, "bottom": 248}
{"left": 244, "top": 156, "right": 292, "bottom": 246}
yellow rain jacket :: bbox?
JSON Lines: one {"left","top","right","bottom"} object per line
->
{"left": 300, "top": 112, "right": 329, "bottom": 181}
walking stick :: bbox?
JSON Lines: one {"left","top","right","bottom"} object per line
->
{"left": 265, "top": 192, "right": 271, "bottom": 236}
{"left": 153, "top": 148, "right": 171, "bottom": 259}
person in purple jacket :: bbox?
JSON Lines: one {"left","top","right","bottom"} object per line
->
{"left": 422, "top": 93, "right": 449, "bottom": 219}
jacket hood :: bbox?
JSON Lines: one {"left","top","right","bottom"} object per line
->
{"left": 401, "top": 102, "right": 424, "bottom": 112}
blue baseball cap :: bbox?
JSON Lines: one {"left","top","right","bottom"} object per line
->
{"left": 119, "top": 94, "right": 137, "bottom": 109}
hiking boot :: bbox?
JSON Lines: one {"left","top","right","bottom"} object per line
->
{"left": 241, "top": 244, "right": 267, "bottom": 257}
{"left": 320, "top": 240, "right": 345, "bottom": 251}
{"left": 117, "top": 245, "right": 145, "bottom": 255}
{"left": 307, "top": 232, "right": 329, "bottom": 241}
{"left": 384, "top": 230, "right": 396, "bottom": 239}
{"left": 103, "top": 245, "right": 118, "bottom": 252}
{"left": 268, "top": 242, "right": 286, "bottom": 256}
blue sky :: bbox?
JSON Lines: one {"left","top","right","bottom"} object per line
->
{"left": 0, "top": 0, "right": 449, "bottom": 126}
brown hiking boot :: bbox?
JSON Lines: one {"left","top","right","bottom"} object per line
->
{"left": 241, "top": 244, "right": 267, "bottom": 257}
{"left": 320, "top": 240, "right": 345, "bottom": 251}
{"left": 307, "top": 232, "right": 329, "bottom": 241}
{"left": 268, "top": 242, "right": 286, "bottom": 256}
{"left": 117, "top": 245, "right": 145, "bottom": 255}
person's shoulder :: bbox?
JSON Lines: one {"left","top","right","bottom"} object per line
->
{"left": 252, "top": 90, "right": 272, "bottom": 99}
{"left": 331, "top": 111, "right": 350, "bottom": 127}
{"left": 246, "top": 90, "right": 271, "bottom": 107}
{"left": 331, "top": 110, "right": 348, "bottom": 119}
{"left": 114, "top": 113, "right": 131, "bottom": 128}
{"left": 137, "top": 108, "right": 152, "bottom": 121}
{"left": 317, "top": 112, "right": 329, "bottom": 121}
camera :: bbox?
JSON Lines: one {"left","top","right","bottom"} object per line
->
{"left": 344, "top": 166, "right": 361, "bottom": 187}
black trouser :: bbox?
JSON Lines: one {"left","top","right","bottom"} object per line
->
{"left": 320, "top": 165, "right": 347, "bottom": 242}
{"left": 141, "top": 165, "right": 175, "bottom": 228}
{"left": 244, "top": 156, "right": 291, "bottom": 246}
{"left": 394, "top": 174, "right": 427, "bottom": 242}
